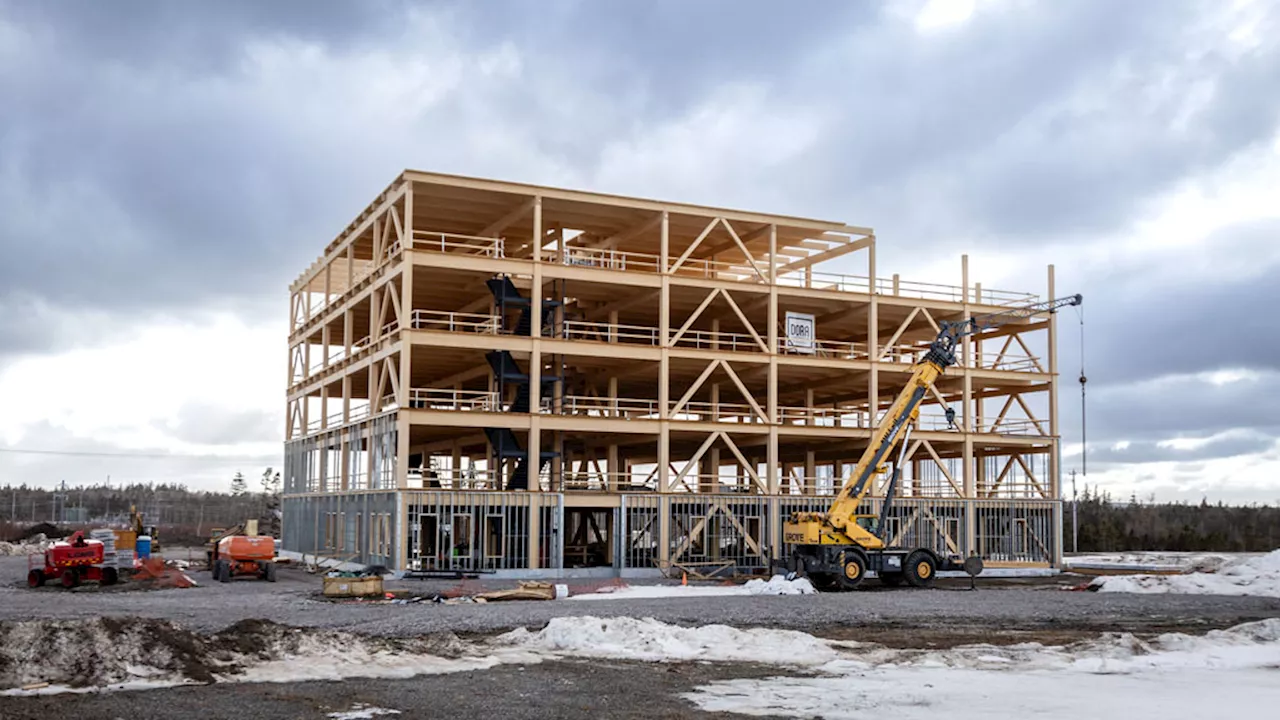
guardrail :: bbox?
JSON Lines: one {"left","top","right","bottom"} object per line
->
{"left": 411, "top": 309, "right": 501, "bottom": 334}
{"left": 561, "top": 395, "right": 661, "bottom": 418}
{"left": 673, "top": 328, "right": 766, "bottom": 353}
{"left": 562, "top": 320, "right": 661, "bottom": 345}
{"left": 404, "top": 388, "right": 502, "bottom": 412}
{"left": 560, "top": 247, "right": 661, "bottom": 273}
{"left": 411, "top": 230, "right": 505, "bottom": 257}
{"left": 777, "top": 407, "right": 870, "bottom": 427}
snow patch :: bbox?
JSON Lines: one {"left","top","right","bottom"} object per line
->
{"left": 1090, "top": 549, "right": 1280, "bottom": 597}
{"left": 496, "top": 616, "right": 840, "bottom": 666}
{"left": 327, "top": 704, "right": 402, "bottom": 719}
{"left": 568, "top": 574, "right": 815, "bottom": 601}
{"left": 743, "top": 575, "right": 817, "bottom": 595}
{"left": 1064, "top": 551, "right": 1243, "bottom": 574}
{"left": 0, "top": 536, "right": 49, "bottom": 556}
{"left": 683, "top": 619, "right": 1280, "bottom": 718}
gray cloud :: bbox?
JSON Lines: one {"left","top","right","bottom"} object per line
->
{"left": 1, "top": 0, "right": 1278, "bottom": 494}
{"left": 1086, "top": 431, "right": 1277, "bottom": 468}
{"left": 162, "top": 403, "right": 281, "bottom": 447}
{"left": 0, "top": 421, "right": 278, "bottom": 490}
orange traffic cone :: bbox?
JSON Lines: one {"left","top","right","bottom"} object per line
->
{"left": 681, "top": 571, "right": 687, "bottom": 586}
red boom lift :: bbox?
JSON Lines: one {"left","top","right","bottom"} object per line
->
{"left": 27, "top": 531, "right": 120, "bottom": 589}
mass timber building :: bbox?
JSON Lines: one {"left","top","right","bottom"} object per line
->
{"left": 282, "top": 170, "right": 1067, "bottom": 577}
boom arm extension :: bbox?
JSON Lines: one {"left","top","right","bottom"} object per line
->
{"left": 817, "top": 293, "right": 1082, "bottom": 534}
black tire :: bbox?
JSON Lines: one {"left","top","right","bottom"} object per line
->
{"left": 879, "top": 572, "right": 905, "bottom": 587}
{"left": 809, "top": 573, "right": 838, "bottom": 590}
{"left": 216, "top": 560, "right": 231, "bottom": 583}
{"left": 265, "top": 562, "right": 277, "bottom": 583}
{"left": 27, "top": 569, "right": 44, "bottom": 588}
{"left": 101, "top": 567, "right": 119, "bottom": 586}
{"left": 836, "top": 550, "right": 867, "bottom": 591}
{"left": 61, "top": 568, "right": 80, "bottom": 589}
{"left": 905, "top": 550, "right": 937, "bottom": 588}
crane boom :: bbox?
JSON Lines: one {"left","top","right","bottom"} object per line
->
{"left": 782, "top": 293, "right": 1082, "bottom": 591}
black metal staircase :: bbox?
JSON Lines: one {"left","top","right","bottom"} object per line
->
{"left": 483, "top": 277, "right": 562, "bottom": 490}
{"left": 486, "top": 276, "right": 562, "bottom": 337}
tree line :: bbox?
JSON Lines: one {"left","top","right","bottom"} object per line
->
{"left": 1073, "top": 486, "right": 1280, "bottom": 552}
{"left": 1, "top": 468, "right": 282, "bottom": 544}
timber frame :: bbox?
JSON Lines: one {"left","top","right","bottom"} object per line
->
{"left": 281, "top": 170, "right": 1067, "bottom": 577}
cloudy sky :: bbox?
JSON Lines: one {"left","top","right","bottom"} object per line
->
{"left": 1, "top": 0, "right": 1277, "bottom": 503}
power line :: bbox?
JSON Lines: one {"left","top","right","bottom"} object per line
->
{"left": 0, "top": 447, "right": 276, "bottom": 461}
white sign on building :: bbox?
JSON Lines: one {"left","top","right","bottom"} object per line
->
{"left": 784, "top": 311, "right": 816, "bottom": 354}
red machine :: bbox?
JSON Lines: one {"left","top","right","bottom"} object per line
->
{"left": 27, "top": 531, "right": 119, "bottom": 589}
{"left": 211, "top": 534, "right": 277, "bottom": 582}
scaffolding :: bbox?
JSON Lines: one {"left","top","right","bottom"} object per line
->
{"left": 282, "top": 170, "right": 1066, "bottom": 575}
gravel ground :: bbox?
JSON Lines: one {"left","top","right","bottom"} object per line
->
{"left": 6, "top": 551, "right": 1280, "bottom": 718}
{"left": 4, "top": 554, "right": 1279, "bottom": 640}
{"left": 1, "top": 659, "right": 792, "bottom": 720}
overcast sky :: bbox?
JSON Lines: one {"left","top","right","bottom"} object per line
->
{"left": 1, "top": 0, "right": 1277, "bottom": 503}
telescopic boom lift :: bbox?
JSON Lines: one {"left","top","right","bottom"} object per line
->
{"left": 783, "top": 293, "right": 1082, "bottom": 590}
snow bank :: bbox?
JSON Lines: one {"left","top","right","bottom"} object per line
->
{"left": 682, "top": 618, "right": 1280, "bottom": 718}
{"left": 0, "top": 618, "right": 529, "bottom": 695}
{"left": 1064, "top": 551, "right": 1243, "bottom": 575}
{"left": 568, "top": 574, "right": 815, "bottom": 601}
{"left": 743, "top": 575, "right": 817, "bottom": 595}
{"left": 0, "top": 536, "right": 49, "bottom": 556}
{"left": 497, "top": 616, "right": 840, "bottom": 665}
{"left": 497, "top": 614, "right": 1280, "bottom": 675}
{"left": 1090, "top": 549, "right": 1280, "bottom": 597}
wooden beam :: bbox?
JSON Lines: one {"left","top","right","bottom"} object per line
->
{"left": 583, "top": 289, "right": 662, "bottom": 321}
{"left": 671, "top": 288, "right": 721, "bottom": 344}
{"left": 774, "top": 235, "right": 873, "bottom": 276}
{"left": 720, "top": 219, "right": 767, "bottom": 283}
{"left": 721, "top": 290, "right": 769, "bottom": 352}
{"left": 669, "top": 217, "right": 721, "bottom": 272}
{"left": 691, "top": 222, "right": 771, "bottom": 261}
{"left": 878, "top": 307, "right": 921, "bottom": 360}
{"left": 721, "top": 361, "right": 768, "bottom": 421}
{"left": 592, "top": 213, "right": 663, "bottom": 250}
{"left": 672, "top": 360, "right": 720, "bottom": 416}
{"left": 480, "top": 198, "right": 535, "bottom": 237}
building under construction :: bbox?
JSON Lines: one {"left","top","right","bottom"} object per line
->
{"left": 281, "top": 170, "right": 1067, "bottom": 577}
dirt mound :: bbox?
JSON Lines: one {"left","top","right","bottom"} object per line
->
{"left": 0, "top": 617, "right": 474, "bottom": 691}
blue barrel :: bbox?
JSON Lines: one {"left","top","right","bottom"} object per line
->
{"left": 136, "top": 535, "right": 152, "bottom": 559}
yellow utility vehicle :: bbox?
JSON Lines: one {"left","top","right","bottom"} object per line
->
{"left": 783, "top": 294, "right": 1082, "bottom": 590}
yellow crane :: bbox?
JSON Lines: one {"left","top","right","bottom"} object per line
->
{"left": 783, "top": 293, "right": 1082, "bottom": 590}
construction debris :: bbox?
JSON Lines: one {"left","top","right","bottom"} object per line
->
{"left": 474, "top": 581, "right": 565, "bottom": 602}
{"left": 131, "top": 558, "right": 198, "bottom": 589}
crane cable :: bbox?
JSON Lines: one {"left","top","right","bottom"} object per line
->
{"left": 1075, "top": 302, "right": 1087, "bottom": 478}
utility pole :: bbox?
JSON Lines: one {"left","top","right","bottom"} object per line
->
{"left": 1070, "top": 469, "right": 1079, "bottom": 554}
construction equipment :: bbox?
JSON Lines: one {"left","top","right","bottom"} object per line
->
{"left": 205, "top": 521, "right": 248, "bottom": 568}
{"left": 129, "top": 505, "right": 159, "bottom": 552}
{"left": 27, "top": 530, "right": 119, "bottom": 589}
{"left": 209, "top": 519, "right": 278, "bottom": 582}
{"left": 783, "top": 294, "right": 1083, "bottom": 591}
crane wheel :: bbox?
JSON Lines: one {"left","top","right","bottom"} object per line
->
{"left": 101, "top": 567, "right": 119, "bottom": 586}
{"left": 215, "top": 560, "right": 231, "bottom": 583}
{"left": 61, "top": 569, "right": 80, "bottom": 589}
{"left": 905, "top": 551, "right": 937, "bottom": 588}
{"left": 27, "top": 569, "right": 44, "bottom": 588}
{"left": 837, "top": 551, "right": 867, "bottom": 591}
